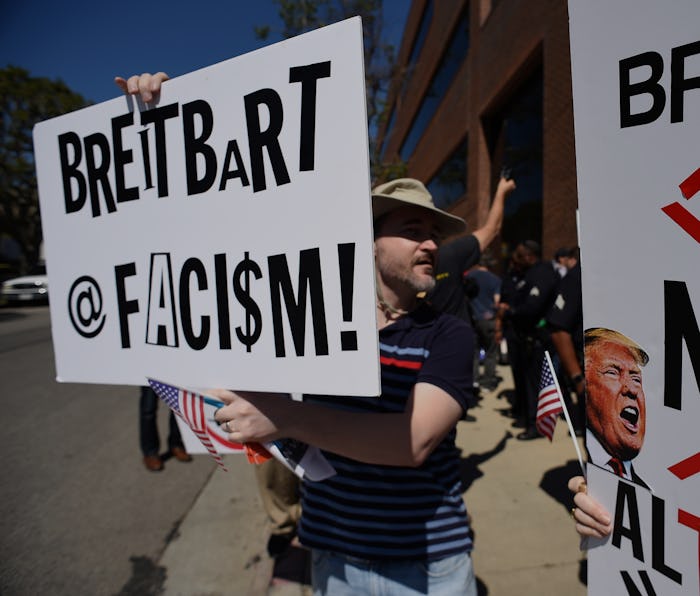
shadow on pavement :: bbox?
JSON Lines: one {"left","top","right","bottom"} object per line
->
{"left": 540, "top": 459, "right": 589, "bottom": 588}
{"left": 539, "top": 459, "right": 583, "bottom": 513}
{"left": 459, "top": 430, "right": 513, "bottom": 492}
{"left": 116, "top": 555, "right": 166, "bottom": 596}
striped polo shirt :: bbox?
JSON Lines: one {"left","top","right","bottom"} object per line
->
{"left": 298, "top": 304, "right": 475, "bottom": 561}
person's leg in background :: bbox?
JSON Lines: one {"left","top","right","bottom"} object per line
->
{"left": 140, "top": 386, "right": 163, "bottom": 471}
{"left": 255, "top": 458, "right": 301, "bottom": 557}
{"left": 506, "top": 331, "right": 528, "bottom": 424}
{"left": 478, "top": 318, "right": 499, "bottom": 390}
{"left": 517, "top": 342, "right": 546, "bottom": 440}
{"left": 166, "top": 410, "right": 192, "bottom": 463}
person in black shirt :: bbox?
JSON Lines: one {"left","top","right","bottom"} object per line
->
{"left": 500, "top": 241, "right": 560, "bottom": 440}
{"left": 465, "top": 258, "right": 502, "bottom": 391}
{"left": 428, "top": 176, "right": 516, "bottom": 325}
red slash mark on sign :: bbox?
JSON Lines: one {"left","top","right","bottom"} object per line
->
{"left": 661, "top": 167, "right": 700, "bottom": 243}
{"left": 668, "top": 451, "right": 700, "bottom": 480}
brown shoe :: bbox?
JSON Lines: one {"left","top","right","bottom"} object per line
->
{"left": 170, "top": 446, "right": 192, "bottom": 462}
{"left": 143, "top": 454, "right": 164, "bottom": 472}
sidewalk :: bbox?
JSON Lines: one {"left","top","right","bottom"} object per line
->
{"left": 159, "top": 364, "right": 587, "bottom": 595}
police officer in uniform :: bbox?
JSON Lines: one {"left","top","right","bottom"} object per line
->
{"left": 500, "top": 241, "right": 559, "bottom": 440}
{"left": 547, "top": 248, "right": 585, "bottom": 434}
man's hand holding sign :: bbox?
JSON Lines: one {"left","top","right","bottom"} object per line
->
{"left": 34, "top": 18, "right": 379, "bottom": 394}
{"left": 114, "top": 72, "right": 170, "bottom": 102}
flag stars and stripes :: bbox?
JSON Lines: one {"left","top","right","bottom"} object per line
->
{"left": 148, "top": 379, "right": 228, "bottom": 471}
{"left": 536, "top": 357, "right": 564, "bottom": 441}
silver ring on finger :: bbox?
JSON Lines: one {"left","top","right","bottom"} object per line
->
{"left": 223, "top": 421, "right": 232, "bottom": 433}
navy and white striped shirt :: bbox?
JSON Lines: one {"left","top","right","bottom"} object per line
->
{"left": 299, "top": 305, "right": 475, "bottom": 560}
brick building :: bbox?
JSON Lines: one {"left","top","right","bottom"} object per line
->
{"left": 377, "top": 0, "right": 578, "bottom": 263}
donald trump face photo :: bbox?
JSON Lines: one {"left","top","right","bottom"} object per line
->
{"left": 584, "top": 328, "right": 649, "bottom": 463}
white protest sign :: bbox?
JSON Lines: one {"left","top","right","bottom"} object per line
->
{"left": 582, "top": 466, "right": 695, "bottom": 596}
{"left": 33, "top": 17, "right": 381, "bottom": 395}
{"left": 568, "top": 1, "right": 700, "bottom": 593}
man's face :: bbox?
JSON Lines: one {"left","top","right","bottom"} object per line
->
{"left": 512, "top": 244, "right": 536, "bottom": 272}
{"left": 586, "top": 340, "right": 646, "bottom": 460}
{"left": 374, "top": 206, "right": 441, "bottom": 295}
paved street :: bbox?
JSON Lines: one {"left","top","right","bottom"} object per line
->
{"left": 0, "top": 305, "right": 217, "bottom": 595}
{"left": 1, "top": 305, "right": 588, "bottom": 595}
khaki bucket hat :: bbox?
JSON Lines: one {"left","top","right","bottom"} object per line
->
{"left": 372, "top": 178, "right": 466, "bottom": 237}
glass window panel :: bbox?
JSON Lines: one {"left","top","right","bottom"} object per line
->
{"left": 499, "top": 68, "right": 544, "bottom": 250}
{"left": 427, "top": 137, "right": 468, "bottom": 209}
{"left": 379, "top": 106, "right": 397, "bottom": 160}
{"left": 400, "top": 5, "right": 470, "bottom": 161}
{"left": 399, "top": 0, "right": 434, "bottom": 99}
{"left": 380, "top": 1, "right": 434, "bottom": 160}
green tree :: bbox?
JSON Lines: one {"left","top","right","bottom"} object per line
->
{"left": 0, "top": 66, "right": 88, "bottom": 270}
{"left": 255, "top": 0, "right": 406, "bottom": 183}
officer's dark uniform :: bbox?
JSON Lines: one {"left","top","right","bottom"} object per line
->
{"left": 546, "top": 261, "right": 584, "bottom": 429}
{"left": 507, "top": 259, "right": 559, "bottom": 438}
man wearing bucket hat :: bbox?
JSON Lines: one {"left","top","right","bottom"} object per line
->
{"left": 210, "top": 177, "right": 479, "bottom": 595}
{"left": 119, "top": 73, "right": 597, "bottom": 592}
{"left": 119, "top": 73, "right": 478, "bottom": 595}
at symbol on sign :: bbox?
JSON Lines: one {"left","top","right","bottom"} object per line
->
{"left": 68, "top": 275, "right": 106, "bottom": 338}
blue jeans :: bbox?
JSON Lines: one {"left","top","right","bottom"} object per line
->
{"left": 311, "top": 550, "right": 477, "bottom": 596}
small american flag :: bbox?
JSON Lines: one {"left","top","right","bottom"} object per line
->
{"left": 148, "top": 379, "right": 228, "bottom": 471}
{"left": 536, "top": 355, "right": 564, "bottom": 441}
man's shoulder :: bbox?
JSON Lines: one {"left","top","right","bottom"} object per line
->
{"left": 531, "top": 260, "right": 558, "bottom": 276}
{"left": 527, "top": 260, "right": 560, "bottom": 288}
{"left": 440, "top": 234, "right": 479, "bottom": 253}
{"left": 380, "top": 307, "right": 473, "bottom": 356}
{"left": 556, "top": 268, "right": 582, "bottom": 301}
{"left": 432, "top": 310, "right": 474, "bottom": 344}
{"left": 437, "top": 234, "right": 480, "bottom": 268}
{"left": 410, "top": 304, "right": 473, "bottom": 334}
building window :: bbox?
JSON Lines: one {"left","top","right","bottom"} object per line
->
{"left": 380, "top": 0, "right": 434, "bottom": 160}
{"left": 399, "top": 4, "right": 470, "bottom": 162}
{"left": 379, "top": 106, "right": 397, "bottom": 161}
{"left": 427, "top": 137, "right": 468, "bottom": 209}
{"left": 400, "top": 0, "right": 434, "bottom": 100}
{"left": 495, "top": 67, "right": 544, "bottom": 252}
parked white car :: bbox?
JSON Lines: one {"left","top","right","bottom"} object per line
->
{"left": 1, "top": 263, "right": 49, "bottom": 304}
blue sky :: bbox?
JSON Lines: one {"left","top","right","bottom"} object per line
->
{"left": 1, "top": 1, "right": 410, "bottom": 104}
